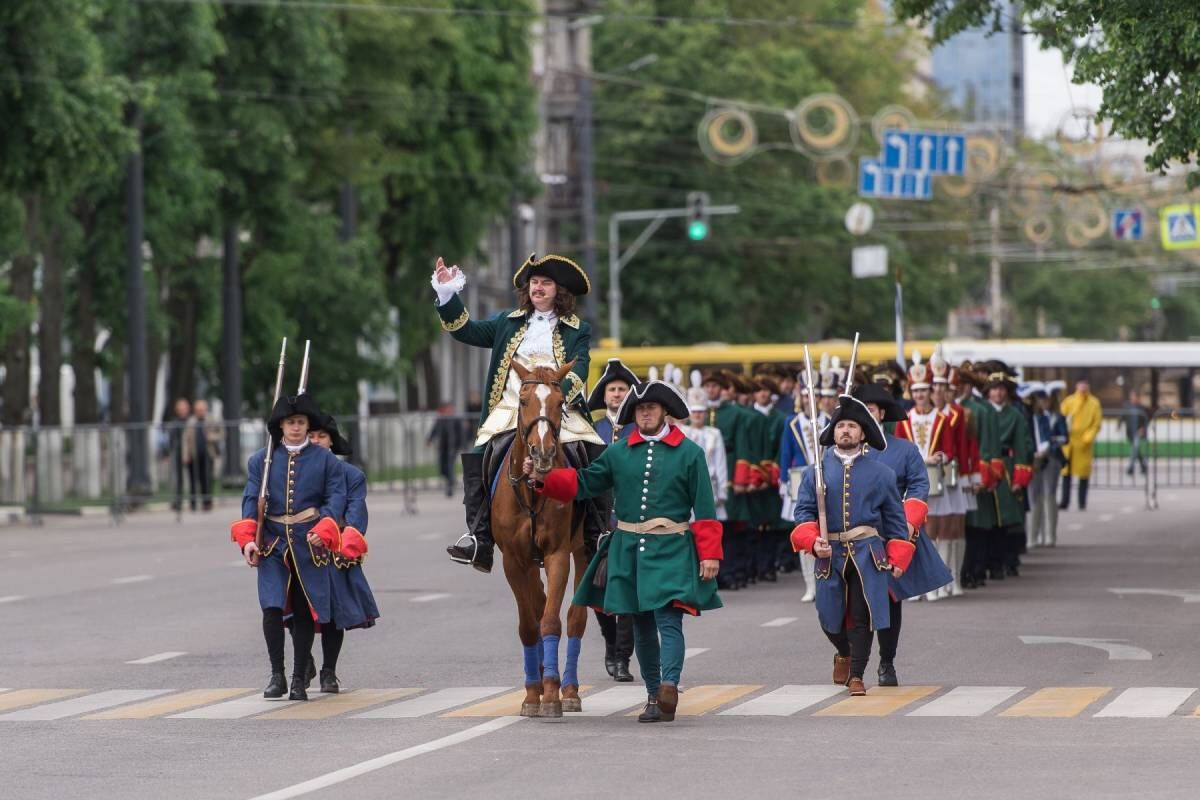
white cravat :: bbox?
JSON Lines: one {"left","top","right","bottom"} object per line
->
{"left": 516, "top": 310, "right": 558, "bottom": 360}
{"left": 835, "top": 448, "right": 861, "bottom": 466}
{"left": 284, "top": 439, "right": 309, "bottom": 454}
{"left": 754, "top": 402, "right": 773, "bottom": 416}
{"left": 641, "top": 423, "right": 671, "bottom": 442}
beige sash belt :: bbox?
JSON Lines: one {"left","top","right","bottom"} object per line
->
{"left": 826, "top": 525, "right": 879, "bottom": 543}
{"left": 617, "top": 518, "right": 689, "bottom": 535}
{"left": 266, "top": 507, "right": 319, "bottom": 525}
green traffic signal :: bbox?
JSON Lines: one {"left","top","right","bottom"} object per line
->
{"left": 1150, "top": 297, "right": 1162, "bottom": 310}
{"left": 688, "top": 219, "right": 709, "bottom": 241}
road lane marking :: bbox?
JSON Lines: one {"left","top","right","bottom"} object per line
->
{"left": 84, "top": 689, "right": 254, "bottom": 719}
{"left": 684, "top": 647, "right": 709, "bottom": 660}
{"left": 354, "top": 687, "right": 511, "bottom": 719}
{"left": 1109, "top": 588, "right": 1200, "bottom": 604}
{"left": 760, "top": 617, "right": 798, "bottom": 628}
{"left": 578, "top": 686, "right": 649, "bottom": 717}
{"left": 171, "top": 693, "right": 320, "bottom": 719}
{"left": 0, "top": 595, "right": 27, "bottom": 604}
{"left": 0, "top": 689, "right": 171, "bottom": 721}
{"left": 1067, "top": 523, "right": 1082, "bottom": 532}
{"left": 112, "top": 575, "right": 153, "bottom": 585}
{"left": 1098, "top": 513, "right": 1114, "bottom": 522}
{"left": 444, "top": 686, "right": 592, "bottom": 718}
{"left": 1120, "top": 505, "right": 1136, "bottom": 514}
{"left": 907, "top": 686, "right": 1023, "bottom": 717}
{"left": 0, "top": 689, "right": 85, "bottom": 713}
{"left": 1019, "top": 635, "right": 1152, "bottom": 661}
{"left": 259, "top": 689, "right": 420, "bottom": 720}
{"left": 126, "top": 651, "right": 187, "bottom": 665}
{"left": 815, "top": 686, "right": 939, "bottom": 717}
{"left": 246, "top": 716, "right": 524, "bottom": 800}
{"left": 720, "top": 685, "right": 843, "bottom": 716}
{"left": 1095, "top": 688, "right": 1196, "bottom": 718}
{"left": 1000, "top": 687, "right": 1110, "bottom": 718}
{"left": 409, "top": 593, "right": 451, "bottom": 603}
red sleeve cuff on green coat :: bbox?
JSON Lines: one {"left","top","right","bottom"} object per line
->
{"left": 691, "top": 519, "right": 723, "bottom": 561}
{"left": 537, "top": 468, "right": 579, "bottom": 504}
{"left": 1011, "top": 464, "right": 1032, "bottom": 489}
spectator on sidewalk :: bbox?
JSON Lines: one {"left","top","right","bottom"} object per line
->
{"left": 1123, "top": 389, "right": 1152, "bottom": 477}
{"left": 1027, "top": 385, "right": 1067, "bottom": 547}
{"left": 183, "top": 398, "right": 223, "bottom": 511}
{"left": 427, "top": 403, "right": 466, "bottom": 497}
{"left": 168, "top": 398, "right": 191, "bottom": 512}
{"left": 1060, "top": 378, "right": 1102, "bottom": 511}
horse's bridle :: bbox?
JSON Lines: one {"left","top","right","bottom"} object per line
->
{"left": 518, "top": 378, "right": 564, "bottom": 475}
{"left": 507, "top": 376, "right": 566, "bottom": 567}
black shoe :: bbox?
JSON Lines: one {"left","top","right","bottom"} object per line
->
{"left": 1006, "top": 565, "right": 1019, "bottom": 577}
{"left": 319, "top": 668, "right": 340, "bottom": 694}
{"left": 263, "top": 671, "right": 287, "bottom": 699}
{"left": 760, "top": 570, "right": 778, "bottom": 583}
{"left": 614, "top": 660, "right": 634, "bottom": 682}
{"left": 877, "top": 662, "right": 899, "bottom": 687}
{"left": 305, "top": 658, "right": 316, "bottom": 689}
{"left": 288, "top": 673, "right": 308, "bottom": 701}
{"left": 447, "top": 536, "right": 494, "bottom": 573}
{"left": 448, "top": 453, "right": 494, "bottom": 573}
{"left": 604, "top": 648, "right": 617, "bottom": 678}
{"left": 637, "top": 699, "right": 661, "bottom": 723}
{"left": 989, "top": 569, "right": 1005, "bottom": 581}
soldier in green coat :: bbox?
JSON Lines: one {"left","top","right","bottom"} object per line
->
{"left": 432, "top": 253, "right": 602, "bottom": 573}
{"left": 700, "top": 371, "right": 756, "bottom": 590}
{"left": 532, "top": 380, "right": 723, "bottom": 724}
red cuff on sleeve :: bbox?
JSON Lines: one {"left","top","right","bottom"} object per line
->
{"left": 230, "top": 518, "right": 257, "bottom": 550}
{"left": 537, "top": 468, "right": 579, "bottom": 504}
{"left": 979, "top": 467, "right": 997, "bottom": 490}
{"left": 886, "top": 539, "right": 917, "bottom": 572}
{"left": 1012, "top": 464, "right": 1033, "bottom": 489}
{"left": 339, "top": 526, "right": 368, "bottom": 560}
{"left": 990, "top": 458, "right": 1006, "bottom": 480}
{"left": 903, "top": 498, "right": 928, "bottom": 530}
{"left": 733, "top": 459, "right": 752, "bottom": 487}
{"left": 790, "top": 521, "right": 821, "bottom": 554}
{"left": 691, "top": 519, "right": 723, "bottom": 561}
{"left": 763, "top": 461, "right": 781, "bottom": 488}
{"left": 311, "top": 516, "right": 342, "bottom": 551}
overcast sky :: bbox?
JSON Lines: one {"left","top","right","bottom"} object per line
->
{"left": 1023, "top": 36, "right": 1103, "bottom": 138}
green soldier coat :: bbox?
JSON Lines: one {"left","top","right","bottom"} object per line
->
{"left": 538, "top": 425, "right": 723, "bottom": 614}
{"left": 436, "top": 293, "right": 590, "bottom": 428}
{"left": 706, "top": 401, "right": 756, "bottom": 522}
{"left": 750, "top": 405, "right": 788, "bottom": 523}
{"left": 972, "top": 402, "right": 1034, "bottom": 528}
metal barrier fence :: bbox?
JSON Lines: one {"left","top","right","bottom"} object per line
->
{"left": 1089, "top": 408, "right": 1199, "bottom": 509}
{"left": 0, "top": 413, "right": 479, "bottom": 523}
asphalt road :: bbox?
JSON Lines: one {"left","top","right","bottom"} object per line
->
{"left": 1, "top": 484, "right": 1198, "bottom": 799}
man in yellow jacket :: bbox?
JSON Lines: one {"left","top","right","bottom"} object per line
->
{"left": 1059, "top": 379, "right": 1103, "bottom": 510}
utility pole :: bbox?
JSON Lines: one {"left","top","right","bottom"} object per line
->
{"left": 577, "top": 57, "right": 598, "bottom": 326}
{"left": 989, "top": 204, "right": 1003, "bottom": 337}
{"left": 221, "top": 216, "right": 243, "bottom": 481}
{"left": 124, "top": 102, "right": 151, "bottom": 496}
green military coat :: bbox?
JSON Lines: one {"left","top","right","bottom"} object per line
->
{"left": 971, "top": 401, "right": 1034, "bottom": 528}
{"left": 706, "top": 400, "right": 756, "bottom": 522}
{"left": 436, "top": 293, "right": 591, "bottom": 428}
{"left": 539, "top": 425, "right": 723, "bottom": 614}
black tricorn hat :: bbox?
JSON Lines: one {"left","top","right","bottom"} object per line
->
{"left": 818, "top": 394, "right": 887, "bottom": 452}
{"left": 615, "top": 379, "right": 689, "bottom": 426}
{"left": 587, "top": 358, "right": 640, "bottom": 411}
{"left": 267, "top": 393, "right": 322, "bottom": 443}
{"left": 980, "top": 359, "right": 1018, "bottom": 392}
{"left": 311, "top": 410, "right": 352, "bottom": 457}
{"left": 852, "top": 383, "right": 906, "bottom": 423}
{"left": 512, "top": 252, "right": 591, "bottom": 296}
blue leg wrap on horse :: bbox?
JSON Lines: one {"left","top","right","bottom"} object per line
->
{"left": 522, "top": 643, "right": 541, "bottom": 685}
{"left": 562, "top": 636, "right": 582, "bottom": 688}
{"left": 542, "top": 634, "right": 561, "bottom": 681}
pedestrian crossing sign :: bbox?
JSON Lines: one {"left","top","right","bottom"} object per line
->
{"left": 1160, "top": 203, "right": 1200, "bottom": 250}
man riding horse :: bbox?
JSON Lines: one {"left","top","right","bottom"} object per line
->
{"left": 433, "top": 253, "right": 604, "bottom": 573}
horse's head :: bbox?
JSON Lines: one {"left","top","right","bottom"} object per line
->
{"left": 512, "top": 359, "right": 575, "bottom": 478}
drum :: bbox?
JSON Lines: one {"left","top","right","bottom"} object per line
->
{"left": 926, "top": 462, "right": 945, "bottom": 497}
{"left": 945, "top": 459, "right": 959, "bottom": 489}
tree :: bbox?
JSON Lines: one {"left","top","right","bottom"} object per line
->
{"left": 893, "top": 0, "right": 1200, "bottom": 184}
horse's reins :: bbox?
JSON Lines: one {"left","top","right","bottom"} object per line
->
{"left": 508, "top": 377, "right": 564, "bottom": 566}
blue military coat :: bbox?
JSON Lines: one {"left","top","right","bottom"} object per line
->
{"left": 864, "top": 434, "right": 952, "bottom": 599}
{"left": 242, "top": 443, "right": 360, "bottom": 626}
{"left": 593, "top": 414, "right": 634, "bottom": 445}
{"left": 328, "top": 460, "right": 378, "bottom": 629}
{"left": 793, "top": 450, "right": 909, "bottom": 633}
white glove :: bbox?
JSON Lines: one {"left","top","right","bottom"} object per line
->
{"left": 431, "top": 266, "right": 467, "bottom": 306}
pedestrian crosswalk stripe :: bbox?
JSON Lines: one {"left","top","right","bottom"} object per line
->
{"left": 760, "top": 617, "right": 798, "bottom": 628}
{"left": 577, "top": 686, "right": 648, "bottom": 717}
{"left": 719, "top": 685, "right": 844, "bottom": 716}
{"left": 907, "top": 686, "right": 1023, "bottom": 717}
{"left": 625, "top": 685, "right": 760, "bottom": 717}
{"left": 170, "top": 693, "right": 313, "bottom": 720}
{"left": 259, "top": 689, "right": 421, "bottom": 720}
{"left": 815, "top": 686, "right": 939, "bottom": 717}
{"left": 0, "top": 689, "right": 85, "bottom": 713}
{"left": 1000, "top": 687, "right": 1111, "bottom": 718}
{"left": 445, "top": 686, "right": 594, "bottom": 718}
{"left": 354, "top": 687, "right": 511, "bottom": 719}
{"left": 0, "top": 689, "right": 172, "bottom": 721}
{"left": 84, "top": 689, "right": 254, "bottom": 720}
{"left": 1094, "top": 688, "right": 1196, "bottom": 718}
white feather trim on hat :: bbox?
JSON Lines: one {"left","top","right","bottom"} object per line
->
{"left": 690, "top": 369, "right": 702, "bottom": 389}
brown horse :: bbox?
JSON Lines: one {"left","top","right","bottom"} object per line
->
{"left": 493, "top": 360, "right": 590, "bottom": 718}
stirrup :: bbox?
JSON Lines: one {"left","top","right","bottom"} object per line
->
{"left": 448, "top": 533, "right": 478, "bottom": 565}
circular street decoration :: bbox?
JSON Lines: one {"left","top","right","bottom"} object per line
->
{"left": 1009, "top": 170, "right": 1059, "bottom": 218}
{"left": 1064, "top": 220, "right": 1092, "bottom": 249}
{"left": 1056, "top": 108, "right": 1105, "bottom": 157}
{"left": 698, "top": 107, "right": 758, "bottom": 165}
{"left": 1066, "top": 197, "right": 1109, "bottom": 239}
{"left": 1024, "top": 215, "right": 1053, "bottom": 244}
{"left": 790, "top": 92, "right": 859, "bottom": 159}
{"left": 816, "top": 156, "right": 854, "bottom": 187}
{"left": 938, "top": 175, "right": 976, "bottom": 198}
{"left": 1099, "top": 154, "right": 1149, "bottom": 197}
{"left": 871, "top": 105, "right": 917, "bottom": 143}
{"left": 964, "top": 135, "right": 1002, "bottom": 181}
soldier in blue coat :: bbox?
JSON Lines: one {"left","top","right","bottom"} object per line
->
{"left": 305, "top": 411, "right": 380, "bottom": 694}
{"left": 853, "top": 384, "right": 952, "bottom": 688}
{"left": 230, "top": 394, "right": 348, "bottom": 701}
{"left": 791, "top": 395, "right": 914, "bottom": 696}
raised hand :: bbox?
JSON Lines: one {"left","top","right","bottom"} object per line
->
{"left": 434, "top": 256, "right": 461, "bottom": 284}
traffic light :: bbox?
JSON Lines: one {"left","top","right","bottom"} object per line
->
{"left": 1150, "top": 296, "right": 1162, "bottom": 310}
{"left": 686, "top": 191, "right": 710, "bottom": 241}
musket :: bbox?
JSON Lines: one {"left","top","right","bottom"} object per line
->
{"left": 253, "top": 337, "right": 289, "bottom": 563}
{"left": 803, "top": 345, "right": 830, "bottom": 577}
{"left": 296, "top": 340, "right": 311, "bottom": 396}
{"left": 844, "top": 331, "right": 861, "bottom": 395}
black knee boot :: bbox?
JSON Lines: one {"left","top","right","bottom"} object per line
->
{"left": 1059, "top": 475, "right": 1072, "bottom": 510}
{"left": 447, "top": 452, "right": 493, "bottom": 573}
{"left": 1078, "top": 478, "right": 1089, "bottom": 511}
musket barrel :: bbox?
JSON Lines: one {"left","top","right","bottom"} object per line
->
{"left": 844, "top": 331, "right": 860, "bottom": 395}
{"left": 297, "top": 340, "right": 311, "bottom": 395}
{"left": 255, "top": 337, "right": 289, "bottom": 554}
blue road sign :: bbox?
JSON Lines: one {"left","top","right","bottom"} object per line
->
{"left": 881, "top": 129, "right": 966, "bottom": 176}
{"left": 1112, "top": 208, "right": 1143, "bottom": 241}
{"left": 859, "top": 158, "right": 932, "bottom": 201}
